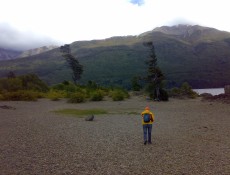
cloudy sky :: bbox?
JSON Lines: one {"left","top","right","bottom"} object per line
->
{"left": 0, "top": 0, "right": 229, "bottom": 50}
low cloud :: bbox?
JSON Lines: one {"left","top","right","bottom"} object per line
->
{"left": 167, "top": 18, "right": 196, "bottom": 27}
{"left": 129, "top": 0, "right": 145, "bottom": 6}
{"left": 0, "top": 23, "right": 60, "bottom": 51}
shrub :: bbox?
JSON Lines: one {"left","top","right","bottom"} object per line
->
{"left": 188, "top": 90, "right": 199, "bottom": 99}
{"left": 180, "top": 82, "right": 198, "bottom": 98}
{"left": 0, "top": 90, "right": 42, "bottom": 101}
{"left": 62, "top": 80, "right": 70, "bottom": 85}
{"left": 168, "top": 87, "right": 181, "bottom": 97}
{"left": 19, "top": 74, "right": 49, "bottom": 92}
{"left": 86, "top": 80, "right": 98, "bottom": 90}
{"left": 122, "top": 89, "right": 130, "bottom": 99}
{"left": 90, "top": 90, "right": 104, "bottom": 101}
{"left": 0, "top": 78, "right": 23, "bottom": 92}
{"left": 46, "top": 90, "right": 67, "bottom": 101}
{"left": 0, "top": 74, "right": 49, "bottom": 92}
{"left": 168, "top": 82, "right": 198, "bottom": 99}
{"left": 111, "top": 90, "right": 125, "bottom": 101}
{"left": 52, "top": 82, "right": 78, "bottom": 92}
{"left": 67, "top": 92, "right": 86, "bottom": 103}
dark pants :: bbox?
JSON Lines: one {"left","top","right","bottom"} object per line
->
{"left": 143, "top": 124, "right": 152, "bottom": 142}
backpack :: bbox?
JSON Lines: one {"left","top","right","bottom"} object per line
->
{"left": 143, "top": 113, "right": 151, "bottom": 123}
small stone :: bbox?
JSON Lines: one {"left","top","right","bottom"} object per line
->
{"left": 85, "top": 115, "right": 94, "bottom": 121}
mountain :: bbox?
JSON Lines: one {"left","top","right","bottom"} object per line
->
{"left": 0, "top": 45, "right": 58, "bottom": 60}
{"left": 0, "top": 24, "right": 230, "bottom": 89}
{"left": 152, "top": 24, "right": 230, "bottom": 43}
{"left": 0, "top": 48, "right": 21, "bottom": 60}
{"left": 18, "top": 45, "right": 58, "bottom": 58}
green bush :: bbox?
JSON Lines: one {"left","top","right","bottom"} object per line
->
{"left": 0, "top": 74, "right": 49, "bottom": 92}
{"left": 86, "top": 80, "right": 99, "bottom": 90}
{"left": 0, "top": 90, "right": 42, "bottom": 101}
{"left": 46, "top": 90, "right": 67, "bottom": 101}
{"left": 122, "top": 90, "right": 130, "bottom": 98}
{"left": 19, "top": 74, "right": 49, "bottom": 92}
{"left": 0, "top": 78, "right": 23, "bottom": 92}
{"left": 111, "top": 90, "right": 125, "bottom": 101}
{"left": 67, "top": 92, "right": 86, "bottom": 103}
{"left": 169, "top": 87, "right": 180, "bottom": 95}
{"left": 188, "top": 90, "right": 199, "bottom": 99}
{"left": 52, "top": 82, "right": 78, "bottom": 92}
{"left": 51, "top": 82, "right": 93, "bottom": 99}
{"left": 90, "top": 90, "right": 104, "bottom": 101}
{"left": 168, "top": 82, "right": 198, "bottom": 98}
{"left": 108, "top": 87, "right": 130, "bottom": 101}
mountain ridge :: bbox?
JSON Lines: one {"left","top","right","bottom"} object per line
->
{"left": 0, "top": 45, "right": 58, "bottom": 60}
{"left": 0, "top": 48, "right": 21, "bottom": 60}
{"left": 18, "top": 45, "right": 58, "bottom": 58}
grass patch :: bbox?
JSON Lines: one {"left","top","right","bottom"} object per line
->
{"left": 54, "top": 108, "right": 108, "bottom": 117}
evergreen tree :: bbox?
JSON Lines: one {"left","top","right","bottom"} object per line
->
{"left": 60, "top": 45, "right": 83, "bottom": 84}
{"left": 144, "top": 42, "right": 167, "bottom": 101}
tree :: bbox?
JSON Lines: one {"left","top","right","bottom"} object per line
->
{"left": 60, "top": 44, "right": 83, "bottom": 84}
{"left": 144, "top": 42, "right": 167, "bottom": 101}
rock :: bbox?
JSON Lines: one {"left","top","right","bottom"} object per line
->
{"left": 224, "top": 85, "right": 230, "bottom": 95}
{"left": 85, "top": 115, "right": 94, "bottom": 121}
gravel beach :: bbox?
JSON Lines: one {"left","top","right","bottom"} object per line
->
{"left": 0, "top": 96, "right": 230, "bottom": 175}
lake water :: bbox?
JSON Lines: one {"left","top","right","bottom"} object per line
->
{"left": 193, "top": 88, "right": 224, "bottom": 95}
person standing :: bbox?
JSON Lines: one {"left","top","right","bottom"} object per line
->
{"left": 141, "top": 106, "right": 154, "bottom": 145}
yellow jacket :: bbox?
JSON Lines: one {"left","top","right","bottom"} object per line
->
{"left": 141, "top": 110, "right": 154, "bottom": 125}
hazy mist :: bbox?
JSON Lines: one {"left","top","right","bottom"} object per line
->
{"left": 0, "top": 23, "right": 60, "bottom": 51}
